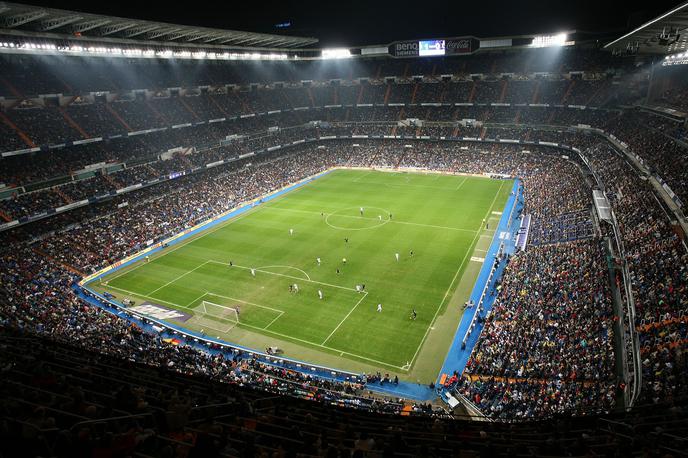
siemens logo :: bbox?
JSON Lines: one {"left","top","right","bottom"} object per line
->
{"left": 392, "top": 42, "right": 419, "bottom": 56}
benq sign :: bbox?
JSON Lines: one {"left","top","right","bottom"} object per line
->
{"left": 390, "top": 41, "right": 419, "bottom": 57}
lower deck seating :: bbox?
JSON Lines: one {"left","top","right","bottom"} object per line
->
{"left": 2, "top": 330, "right": 688, "bottom": 457}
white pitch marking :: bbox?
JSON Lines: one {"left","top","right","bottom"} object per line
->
{"left": 351, "top": 170, "right": 373, "bottom": 182}
{"left": 208, "top": 261, "right": 358, "bottom": 292}
{"left": 147, "top": 261, "right": 210, "bottom": 296}
{"left": 325, "top": 207, "right": 391, "bottom": 231}
{"left": 205, "top": 292, "right": 285, "bottom": 314}
{"left": 104, "top": 285, "right": 183, "bottom": 310}
{"left": 405, "top": 181, "right": 506, "bottom": 370}
{"left": 264, "top": 314, "right": 283, "bottom": 330}
{"left": 455, "top": 176, "right": 468, "bottom": 190}
{"left": 387, "top": 219, "right": 476, "bottom": 233}
{"left": 105, "top": 201, "right": 270, "bottom": 284}
{"left": 185, "top": 291, "right": 210, "bottom": 308}
{"left": 104, "top": 284, "right": 404, "bottom": 370}
{"left": 266, "top": 206, "right": 477, "bottom": 233}
{"left": 321, "top": 292, "right": 368, "bottom": 345}
{"left": 256, "top": 265, "right": 311, "bottom": 281}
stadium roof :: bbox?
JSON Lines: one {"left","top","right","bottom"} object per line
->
{"left": 604, "top": 1, "right": 688, "bottom": 54}
{"left": 0, "top": 1, "right": 318, "bottom": 49}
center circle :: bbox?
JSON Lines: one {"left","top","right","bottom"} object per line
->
{"left": 325, "top": 207, "right": 391, "bottom": 231}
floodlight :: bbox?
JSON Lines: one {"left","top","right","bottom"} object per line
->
{"left": 531, "top": 33, "right": 567, "bottom": 48}
{"left": 322, "top": 48, "right": 351, "bottom": 59}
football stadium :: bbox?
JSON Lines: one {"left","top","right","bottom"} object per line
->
{"left": 0, "top": 0, "right": 687, "bottom": 455}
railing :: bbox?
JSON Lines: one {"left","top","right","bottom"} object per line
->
{"left": 461, "top": 182, "right": 520, "bottom": 348}
{"left": 69, "top": 413, "right": 154, "bottom": 433}
{"left": 451, "top": 389, "right": 492, "bottom": 422}
{"left": 610, "top": 207, "right": 642, "bottom": 406}
{"left": 580, "top": 145, "right": 642, "bottom": 406}
{"left": 461, "top": 252, "right": 501, "bottom": 349}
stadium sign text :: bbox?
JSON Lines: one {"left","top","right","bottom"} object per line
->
{"left": 445, "top": 38, "right": 477, "bottom": 55}
{"left": 389, "top": 37, "right": 477, "bottom": 57}
{"left": 390, "top": 41, "right": 419, "bottom": 57}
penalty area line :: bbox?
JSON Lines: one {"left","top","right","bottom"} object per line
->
{"left": 321, "top": 292, "right": 368, "bottom": 345}
{"left": 205, "top": 292, "right": 285, "bottom": 314}
{"left": 185, "top": 291, "right": 210, "bottom": 308}
{"left": 146, "top": 260, "right": 210, "bottom": 296}
{"left": 256, "top": 265, "right": 311, "bottom": 281}
{"left": 99, "top": 285, "right": 405, "bottom": 370}
{"left": 102, "top": 203, "right": 269, "bottom": 285}
{"left": 103, "top": 284, "right": 183, "bottom": 311}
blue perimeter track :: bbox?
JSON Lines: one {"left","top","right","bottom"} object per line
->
{"left": 435, "top": 179, "right": 523, "bottom": 385}
{"left": 78, "top": 171, "right": 522, "bottom": 402}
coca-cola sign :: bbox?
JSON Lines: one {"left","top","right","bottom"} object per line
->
{"left": 445, "top": 38, "right": 477, "bottom": 55}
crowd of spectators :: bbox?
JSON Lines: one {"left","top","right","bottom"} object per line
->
{"left": 0, "top": 94, "right": 641, "bottom": 191}
{"left": 2, "top": 118, "right": 603, "bottom": 220}
{"left": 0, "top": 47, "right": 632, "bottom": 98}
{"left": 6, "top": 327, "right": 679, "bottom": 458}
{"left": 459, "top": 240, "right": 617, "bottom": 419}
{"left": 0, "top": 77, "right": 632, "bottom": 155}
{"left": 583, "top": 142, "right": 688, "bottom": 405}
{"left": 655, "top": 86, "right": 688, "bottom": 113}
{"left": 603, "top": 109, "right": 688, "bottom": 205}
{"left": 528, "top": 210, "right": 595, "bottom": 246}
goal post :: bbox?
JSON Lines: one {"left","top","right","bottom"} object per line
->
{"left": 199, "top": 300, "right": 240, "bottom": 324}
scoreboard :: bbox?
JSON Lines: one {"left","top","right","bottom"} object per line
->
{"left": 419, "top": 40, "right": 445, "bottom": 56}
{"left": 389, "top": 37, "right": 478, "bottom": 58}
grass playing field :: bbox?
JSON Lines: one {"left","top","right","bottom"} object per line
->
{"left": 94, "top": 169, "right": 511, "bottom": 382}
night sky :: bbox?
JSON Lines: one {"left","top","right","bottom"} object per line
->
{"left": 23, "top": 0, "right": 685, "bottom": 46}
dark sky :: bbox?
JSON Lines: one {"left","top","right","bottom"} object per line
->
{"left": 25, "top": 0, "right": 684, "bottom": 47}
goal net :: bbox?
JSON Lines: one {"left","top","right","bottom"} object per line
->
{"left": 199, "top": 300, "right": 240, "bottom": 324}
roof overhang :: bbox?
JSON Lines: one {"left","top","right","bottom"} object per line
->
{"left": 604, "top": 1, "right": 688, "bottom": 55}
{"left": 0, "top": 1, "right": 318, "bottom": 49}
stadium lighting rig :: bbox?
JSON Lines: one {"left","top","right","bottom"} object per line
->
{"left": 321, "top": 48, "right": 352, "bottom": 59}
{"left": 663, "top": 52, "right": 688, "bottom": 65}
{"left": 0, "top": 40, "right": 292, "bottom": 60}
{"left": 530, "top": 33, "right": 568, "bottom": 48}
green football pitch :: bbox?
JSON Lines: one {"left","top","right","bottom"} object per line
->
{"left": 93, "top": 169, "right": 511, "bottom": 382}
